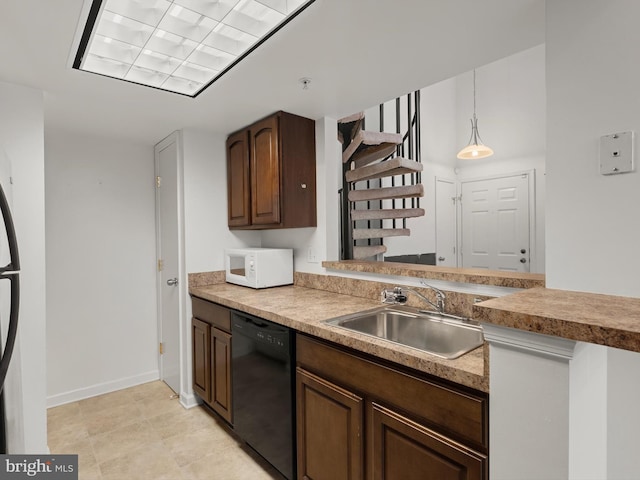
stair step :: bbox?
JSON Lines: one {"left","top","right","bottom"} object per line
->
{"left": 349, "top": 184, "right": 424, "bottom": 202}
{"left": 338, "top": 112, "right": 364, "bottom": 148}
{"left": 346, "top": 157, "right": 423, "bottom": 183}
{"left": 343, "top": 130, "right": 402, "bottom": 164}
{"left": 351, "top": 208, "right": 425, "bottom": 221}
{"left": 352, "top": 245, "right": 387, "bottom": 260}
{"left": 352, "top": 143, "right": 398, "bottom": 168}
{"left": 339, "top": 112, "right": 365, "bottom": 124}
{"left": 352, "top": 228, "right": 411, "bottom": 240}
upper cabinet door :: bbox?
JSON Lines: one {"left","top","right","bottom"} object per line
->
{"left": 227, "top": 111, "right": 316, "bottom": 229}
{"left": 227, "top": 130, "right": 251, "bottom": 227}
{"left": 250, "top": 115, "right": 280, "bottom": 226}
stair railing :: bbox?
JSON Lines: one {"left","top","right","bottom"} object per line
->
{"left": 340, "top": 90, "right": 422, "bottom": 260}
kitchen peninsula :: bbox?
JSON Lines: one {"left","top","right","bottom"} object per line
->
{"left": 190, "top": 263, "right": 640, "bottom": 480}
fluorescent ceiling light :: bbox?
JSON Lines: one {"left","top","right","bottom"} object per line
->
{"left": 73, "top": 0, "right": 314, "bottom": 97}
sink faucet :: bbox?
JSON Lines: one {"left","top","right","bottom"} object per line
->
{"left": 418, "top": 281, "right": 446, "bottom": 313}
{"left": 381, "top": 283, "right": 446, "bottom": 314}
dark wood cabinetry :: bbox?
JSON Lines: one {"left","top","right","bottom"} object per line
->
{"left": 296, "top": 334, "right": 488, "bottom": 480}
{"left": 191, "top": 296, "right": 233, "bottom": 423}
{"left": 192, "top": 317, "right": 211, "bottom": 401}
{"left": 227, "top": 111, "right": 316, "bottom": 229}
{"left": 369, "top": 403, "right": 484, "bottom": 480}
{"left": 227, "top": 130, "right": 251, "bottom": 227}
{"left": 296, "top": 368, "right": 364, "bottom": 480}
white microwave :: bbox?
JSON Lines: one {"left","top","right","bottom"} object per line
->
{"left": 225, "top": 248, "right": 294, "bottom": 289}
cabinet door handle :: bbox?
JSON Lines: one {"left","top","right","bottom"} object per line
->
{"left": 166, "top": 278, "right": 179, "bottom": 286}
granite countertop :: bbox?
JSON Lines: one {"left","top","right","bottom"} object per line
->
{"left": 473, "top": 287, "right": 640, "bottom": 352}
{"left": 323, "top": 260, "right": 545, "bottom": 289}
{"left": 190, "top": 283, "right": 488, "bottom": 393}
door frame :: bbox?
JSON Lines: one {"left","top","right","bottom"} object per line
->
{"left": 154, "top": 131, "right": 188, "bottom": 400}
{"left": 434, "top": 176, "right": 458, "bottom": 268}
{"left": 457, "top": 169, "right": 537, "bottom": 271}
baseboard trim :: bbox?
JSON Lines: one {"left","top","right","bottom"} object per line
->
{"left": 46, "top": 370, "right": 160, "bottom": 408}
{"left": 179, "top": 392, "right": 200, "bottom": 409}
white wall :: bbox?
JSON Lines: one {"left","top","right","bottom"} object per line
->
{"left": 545, "top": 1, "right": 640, "bottom": 477}
{"left": 457, "top": 45, "right": 546, "bottom": 164}
{"left": 0, "top": 81, "right": 47, "bottom": 453}
{"left": 546, "top": 2, "right": 640, "bottom": 297}
{"left": 45, "top": 129, "right": 159, "bottom": 406}
{"left": 182, "top": 129, "right": 259, "bottom": 274}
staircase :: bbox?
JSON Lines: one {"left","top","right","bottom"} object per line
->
{"left": 339, "top": 96, "right": 425, "bottom": 260}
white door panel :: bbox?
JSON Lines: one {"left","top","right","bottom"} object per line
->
{"left": 461, "top": 173, "right": 530, "bottom": 272}
{"left": 156, "top": 135, "right": 181, "bottom": 395}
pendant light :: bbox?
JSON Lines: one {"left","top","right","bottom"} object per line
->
{"left": 457, "top": 69, "right": 494, "bottom": 159}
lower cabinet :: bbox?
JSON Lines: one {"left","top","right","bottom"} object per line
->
{"left": 296, "top": 334, "right": 488, "bottom": 480}
{"left": 369, "top": 403, "right": 484, "bottom": 480}
{"left": 210, "top": 327, "right": 232, "bottom": 421}
{"left": 296, "top": 368, "right": 363, "bottom": 480}
{"left": 191, "top": 296, "right": 233, "bottom": 423}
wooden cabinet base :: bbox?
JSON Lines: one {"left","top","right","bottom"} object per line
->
{"left": 296, "top": 368, "right": 363, "bottom": 480}
{"left": 296, "top": 334, "right": 488, "bottom": 480}
{"left": 191, "top": 296, "right": 233, "bottom": 424}
{"left": 369, "top": 403, "right": 485, "bottom": 480}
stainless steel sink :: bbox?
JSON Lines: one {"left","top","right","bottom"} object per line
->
{"left": 324, "top": 306, "right": 484, "bottom": 359}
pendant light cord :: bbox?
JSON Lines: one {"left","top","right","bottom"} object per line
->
{"left": 473, "top": 69, "right": 476, "bottom": 117}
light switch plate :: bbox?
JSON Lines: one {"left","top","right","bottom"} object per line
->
{"left": 600, "top": 131, "right": 634, "bottom": 175}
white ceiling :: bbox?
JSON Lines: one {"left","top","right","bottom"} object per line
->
{"left": 0, "top": 0, "right": 545, "bottom": 145}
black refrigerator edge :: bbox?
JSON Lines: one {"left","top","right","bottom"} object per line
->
{"left": 0, "top": 180, "right": 20, "bottom": 453}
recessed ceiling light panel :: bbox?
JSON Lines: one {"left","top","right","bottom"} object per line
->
{"left": 73, "top": 0, "right": 315, "bottom": 97}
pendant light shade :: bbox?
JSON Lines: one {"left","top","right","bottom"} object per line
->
{"left": 457, "top": 70, "right": 493, "bottom": 160}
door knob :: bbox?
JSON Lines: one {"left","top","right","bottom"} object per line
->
{"left": 166, "top": 278, "right": 179, "bottom": 286}
{"left": 520, "top": 258, "right": 527, "bottom": 264}
{"left": 520, "top": 249, "right": 527, "bottom": 254}
{"left": 438, "top": 256, "right": 445, "bottom": 262}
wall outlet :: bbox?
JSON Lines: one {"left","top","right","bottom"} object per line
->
{"left": 600, "top": 131, "right": 634, "bottom": 175}
{"left": 307, "top": 246, "right": 319, "bottom": 263}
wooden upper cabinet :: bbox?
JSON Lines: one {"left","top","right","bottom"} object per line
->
{"left": 250, "top": 115, "right": 281, "bottom": 225}
{"left": 227, "top": 111, "right": 316, "bottom": 229}
{"left": 226, "top": 130, "right": 251, "bottom": 227}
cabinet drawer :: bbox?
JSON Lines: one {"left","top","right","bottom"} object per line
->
{"left": 191, "top": 297, "right": 232, "bottom": 333}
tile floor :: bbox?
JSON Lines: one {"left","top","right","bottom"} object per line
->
{"left": 47, "top": 381, "right": 283, "bottom": 480}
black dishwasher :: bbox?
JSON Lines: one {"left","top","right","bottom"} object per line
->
{"left": 231, "top": 312, "right": 295, "bottom": 480}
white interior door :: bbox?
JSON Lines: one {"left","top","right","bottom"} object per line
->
{"left": 435, "top": 178, "right": 457, "bottom": 267}
{"left": 155, "top": 134, "right": 181, "bottom": 394}
{"left": 460, "top": 173, "right": 531, "bottom": 272}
